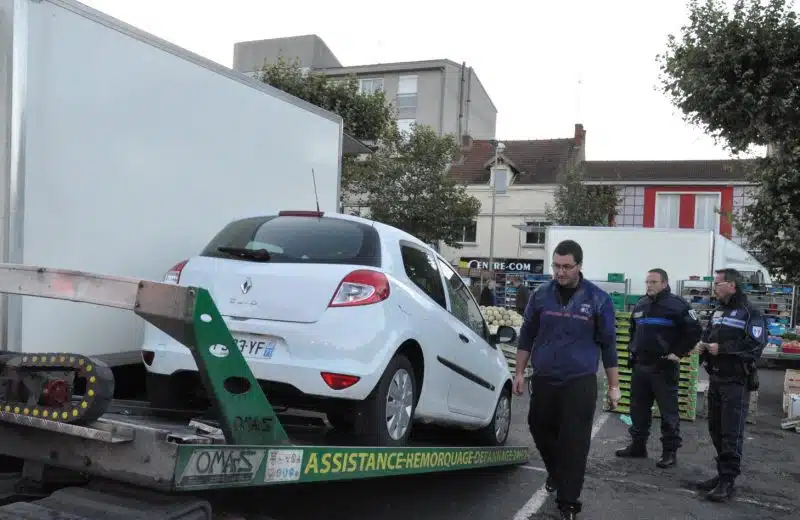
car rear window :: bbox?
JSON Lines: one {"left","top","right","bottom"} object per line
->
{"left": 200, "top": 215, "right": 382, "bottom": 267}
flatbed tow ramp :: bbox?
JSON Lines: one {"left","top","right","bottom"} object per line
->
{"left": 0, "top": 264, "right": 529, "bottom": 519}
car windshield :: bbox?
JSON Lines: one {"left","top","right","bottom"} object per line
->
{"left": 200, "top": 215, "right": 381, "bottom": 267}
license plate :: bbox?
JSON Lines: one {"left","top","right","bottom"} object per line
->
{"left": 234, "top": 336, "right": 277, "bottom": 359}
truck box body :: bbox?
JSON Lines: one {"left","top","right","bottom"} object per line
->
{"left": 0, "top": 0, "right": 343, "bottom": 366}
{"left": 543, "top": 226, "right": 772, "bottom": 296}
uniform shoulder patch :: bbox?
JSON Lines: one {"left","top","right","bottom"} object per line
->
{"left": 688, "top": 309, "right": 698, "bottom": 321}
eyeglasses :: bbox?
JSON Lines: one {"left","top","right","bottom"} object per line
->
{"left": 551, "top": 263, "right": 577, "bottom": 272}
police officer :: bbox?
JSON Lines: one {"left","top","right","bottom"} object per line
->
{"left": 514, "top": 240, "right": 620, "bottom": 520}
{"left": 696, "top": 268, "right": 766, "bottom": 502}
{"left": 616, "top": 268, "right": 702, "bottom": 468}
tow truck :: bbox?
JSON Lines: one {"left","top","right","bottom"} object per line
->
{"left": 0, "top": 264, "right": 530, "bottom": 519}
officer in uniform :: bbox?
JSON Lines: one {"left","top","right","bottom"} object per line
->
{"left": 616, "top": 268, "right": 702, "bottom": 468}
{"left": 696, "top": 268, "right": 766, "bottom": 502}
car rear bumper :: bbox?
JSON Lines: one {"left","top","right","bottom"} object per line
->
{"left": 141, "top": 305, "right": 406, "bottom": 402}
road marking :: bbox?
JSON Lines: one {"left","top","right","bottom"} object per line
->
{"left": 512, "top": 412, "right": 610, "bottom": 520}
{"left": 518, "top": 463, "right": 794, "bottom": 513}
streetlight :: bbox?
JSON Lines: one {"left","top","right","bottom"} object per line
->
{"left": 488, "top": 140, "right": 505, "bottom": 277}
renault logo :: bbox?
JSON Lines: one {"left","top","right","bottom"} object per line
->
{"left": 241, "top": 277, "right": 253, "bottom": 294}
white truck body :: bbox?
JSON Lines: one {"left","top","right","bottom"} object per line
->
{"left": 0, "top": 0, "right": 343, "bottom": 365}
{"left": 543, "top": 226, "right": 772, "bottom": 296}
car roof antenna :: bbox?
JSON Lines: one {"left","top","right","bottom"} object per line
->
{"left": 311, "top": 168, "right": 321, "bottom": 214}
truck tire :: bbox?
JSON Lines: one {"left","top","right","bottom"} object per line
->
{"left": 476, "top": 387, "right": 512, "bottom": 446}
{"left": 357, "top": 353, "right": 417, "bottom": 447}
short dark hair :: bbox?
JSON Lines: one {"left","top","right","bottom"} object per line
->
{"left": 553, "top": 240, "right": 583, "bottom": 265}
{"left": 648, "top": 268, "right": 668, "bottom": 283}
{"left": 715, "top": 268, "right": 742, "bottom": 289}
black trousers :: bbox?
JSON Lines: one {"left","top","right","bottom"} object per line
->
{"left": 707, "top": 376, "right": 750, "bottom": 481}
{"left": 528, "top": 373, "right": 597, "bottom": 513}
{"left": 629, "top": 361, "right": 681, "bottom": 451}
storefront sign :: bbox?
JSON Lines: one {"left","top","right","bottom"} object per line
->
{"left": 459, "top": 257, "right": 544, "bottom": 274}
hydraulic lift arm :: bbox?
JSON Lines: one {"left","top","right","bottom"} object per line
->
{"left": 0, "top": 263, "right": 288, "bottom": 446}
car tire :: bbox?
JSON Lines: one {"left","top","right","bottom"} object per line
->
{"left": 476, "top": 387, "right": 512, "bottom": 446}
{"left": 356, "top": 353, "right": 417, "bottom": 447}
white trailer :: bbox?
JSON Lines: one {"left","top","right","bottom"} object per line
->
{"left": 543, "top": 226, "right": 772, "bottom": 296}
{"left": 0, "top": 0, "right": 343, "bottom": 373}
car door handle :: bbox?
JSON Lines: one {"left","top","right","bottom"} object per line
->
{"left": 458, "top": 333, "right": 470, "bottom": 343}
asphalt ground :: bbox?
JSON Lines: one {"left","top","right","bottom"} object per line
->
{"left": 212, "top": 365, "right": 800, "bottom": 520}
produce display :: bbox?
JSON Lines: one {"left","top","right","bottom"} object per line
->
{"left": 480, "top": 306, "right": 524, "bottom": 328}
{"left": 779, "top": 332, "right": 800, "bottom": 353}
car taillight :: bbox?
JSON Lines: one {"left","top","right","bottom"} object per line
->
{"left": 321, "top": 372, "right": 360, "bottom": 390}
{"left": 329, "top": 270, "right": 390, "bottom": 307}
{"left": 164, "top": 260, "right": 188, "bottom": 284}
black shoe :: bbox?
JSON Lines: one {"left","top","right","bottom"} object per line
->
{"left": 696, "top": 476, "right": 719, "bottom": 492}
{"left": 615, "top": 443, "right": 647, "bottom": 458}
{"left": 706, "top": 479, "right": 735, "bottom": 502}
{"left": 656, "top": 451, "right": 677, "bottom": 468}
{"left": 546, "top": 475, "right": 556, "bottom": 493}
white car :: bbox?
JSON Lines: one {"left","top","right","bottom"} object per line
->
{"left": 141, "top": 210, "right": 518, "bottom": 447}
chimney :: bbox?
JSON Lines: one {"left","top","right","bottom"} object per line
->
{"left": 574, "top": 123, "right": 586, "bottom": 146}
{"left": 460, "top": 134, "right": 473, "bottom": 151}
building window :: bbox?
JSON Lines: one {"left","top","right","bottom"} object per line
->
{"left": 654, "top": 193, "right": 681, "bottom": 229}
{"left": 731, "top": 186, "right": 756, "bottom": 245}
{"left": 396, "top": 75, "right": 418, "bottom": 119}
{"left": 694, "top": 193, "right": 721, "bottom": 231}
{"left": 524, "top": 220, "right": 550, "bottom": 245}
{"left": 397, "top": 118, "right": 415, "bottom": 134}
{"left": 359, "top": 78, "right": 384, "bottom": 95}
{"left": 460, "top": 221, "right": 477, "bottom": 243}
{"left": 615, "top": 186, "right": 643, "bottom": 227}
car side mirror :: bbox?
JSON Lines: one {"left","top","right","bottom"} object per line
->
{"left": 493, "top": 325, "right": 517, "bottom": 345}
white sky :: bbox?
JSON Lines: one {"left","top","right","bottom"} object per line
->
{"left": 82, "top": 0, "right": 745, "bottom": 161}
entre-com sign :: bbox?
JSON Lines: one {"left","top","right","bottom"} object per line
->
{"left": 459, "top": 257, "right": 544, "bottom": 274}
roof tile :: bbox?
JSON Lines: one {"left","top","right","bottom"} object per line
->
{"left": 447, "top": 138, "right": 578, "bottom": 185}
{"left": 583, "top": 159, "right": 756, "bottom": 183}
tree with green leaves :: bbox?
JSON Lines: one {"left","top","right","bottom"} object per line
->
{"left": 353, "top": 125, "right": 481, "bottom": 247}
{"left": 259, "top": 57, "right": 396, "bottom": 143}
{"left": 544, "top": 165, "right": 619, "bottom": 226}
{"left": 259, "top": 58, "right": 481, "bottom": 247}
{"left": 658, "top": 0, "right": 800, "bottom": 280}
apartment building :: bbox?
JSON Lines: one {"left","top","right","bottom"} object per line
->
{"left": 232, "top": 34, "right": 497, "bottom": 140}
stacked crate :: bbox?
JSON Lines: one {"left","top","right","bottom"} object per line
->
{"left": 605, "top": 311, "right": 700, "bottom": 421}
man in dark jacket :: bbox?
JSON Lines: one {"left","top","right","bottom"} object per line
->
{"left": 479, "top": 278, "right": 497, "bottom": 306}
{"left": 513, "top": 240, "right": 620, "bottom": 520}
{"left": 616, "top": 268, "right": 703, "bottom": 469}
{"left": 695, "top": 268, "right": 766, "bottom": 502}
{"left": 513, "top": 277, "right": 531, "bottom": 315}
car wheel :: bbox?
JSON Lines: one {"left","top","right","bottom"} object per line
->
{"left": 358, "top": 353, "right": 416, "bottom": 447}
{"left": 477, "top": 387, "right": 512, "bottom": 446}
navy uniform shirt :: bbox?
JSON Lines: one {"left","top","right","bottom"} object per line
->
{"left": 629, "top": 286, "right": 703, "bottom": 365}
{"left": 701, "top": 291, "right": 767, "bottom": 379}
